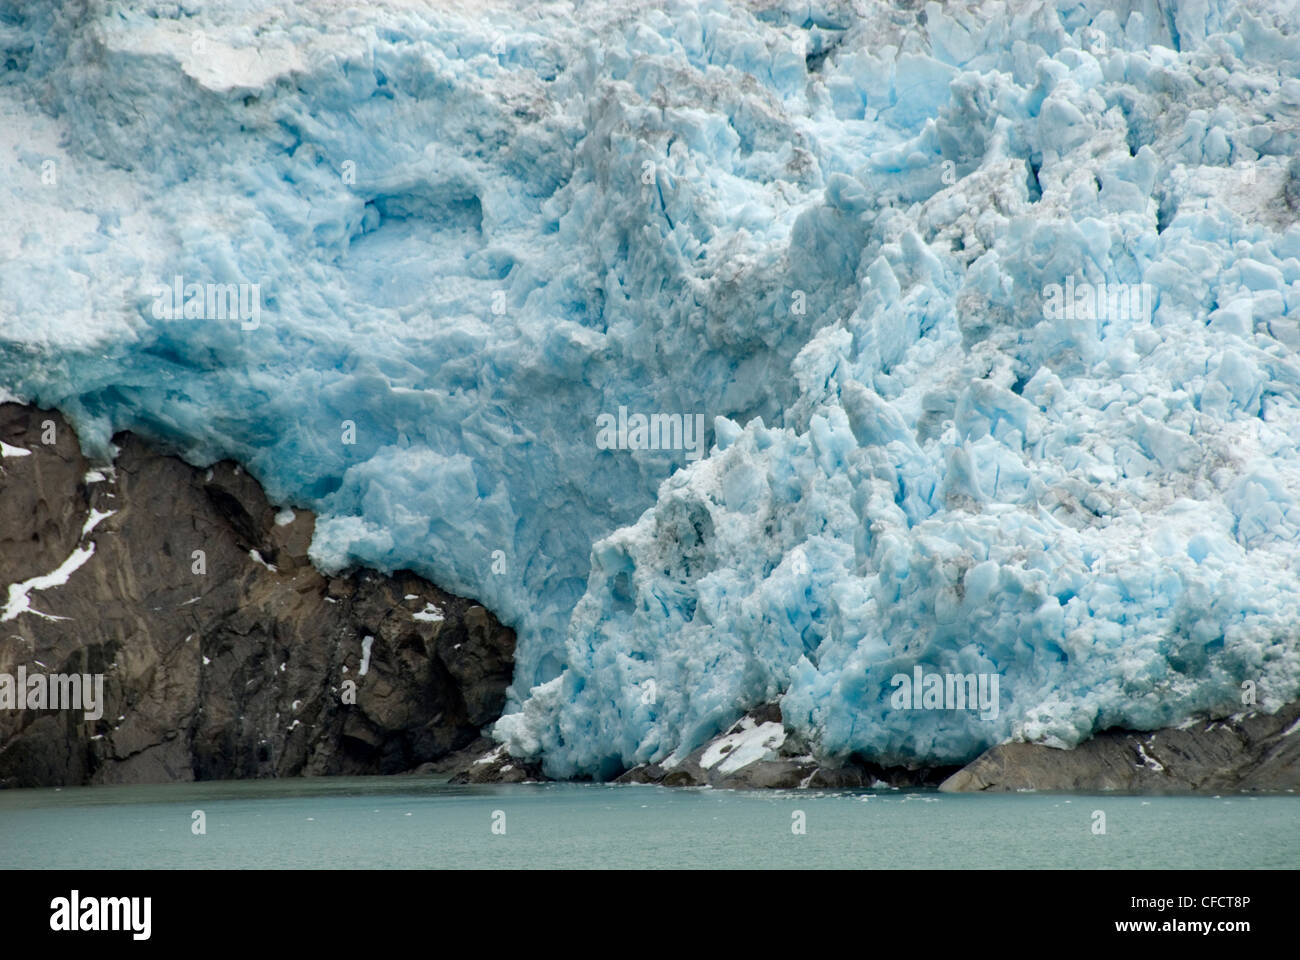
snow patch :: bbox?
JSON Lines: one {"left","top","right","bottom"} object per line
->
{"left": 413, "top": 602, "right": 444, "bottom": 623}
{"left": 1135, "top": 741, "right": 1165, "bottom": 773}
{"left": 80, "top": 508, "right": 115, "bottom": 538}
{"left": 1, "top": 544, "right": 95, "bottom": 622}
{"left": 699, "top": 719, "right": 786, "bottom": 775}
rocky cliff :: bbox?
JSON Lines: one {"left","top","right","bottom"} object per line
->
{"left": 608, "top": 703, "right": 959, "bottom": 790}
{"left": 4, "top": 401, "right": 1297, "bottom": 795}
{"left": 0, "top": 403, "right": 514, "bottom": 787}
{"left": 939, "top": 701, "right": 1300, "bottom": 794}
{"left": 461, "top": 697, "right": 1300, "bottom": 793}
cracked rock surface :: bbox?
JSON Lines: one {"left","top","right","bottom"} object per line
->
{"left": 0, "top": 403, "right": 515, "bottom": 787}
{"left": 458, "top": 698, "right": 1300, "bottom": 793}
{"left": 939, "top": 701, "right": 1300, "bottom": 793}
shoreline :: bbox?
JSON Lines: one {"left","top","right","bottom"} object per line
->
{"left": 3, "top": 400, "right": 1297, "bottom": 796}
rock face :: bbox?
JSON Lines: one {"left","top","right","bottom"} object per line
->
{"left": 940, "top": 701, "right": 1300, "bottom": 794}
{"left": 6, "top": 402, "right": 1298, "bottom": 795}
{"left": 447, "top": 743, "right": 548, "bottom": 785}
{"left": 447, "top": 702, "right": 959, "bottom": 789}
{"left": 0, "top": 403, "right": 515, "bottom": 787}
{"left": 459, "top": 698, "right": 1300, "bottom": 794}
{"left": 610, "top": 703, "right": 958, "bottom": 790}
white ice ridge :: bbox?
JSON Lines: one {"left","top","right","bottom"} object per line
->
{"left": 2, "top": 0, "right": 1300, "bottom": 776}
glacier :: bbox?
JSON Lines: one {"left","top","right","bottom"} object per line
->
{"left": 2, "top": 0, "right": 1300, "bottom": 779}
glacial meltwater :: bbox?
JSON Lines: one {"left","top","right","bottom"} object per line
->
{"left": 0, "top": 779, "right": 1294, "bottom": 869}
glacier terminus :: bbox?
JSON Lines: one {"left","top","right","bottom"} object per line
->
{"left": 2, "top": 0, "right": 1300, "bottom": 783}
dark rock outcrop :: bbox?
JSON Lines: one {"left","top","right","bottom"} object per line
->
{"left": 454, "top": 702, "right": 956, "bottom": 789}
{"left": 609, "top": 704, "right": 957, "bottom": 790}
{"left": 7, "top": 403, "right": 1297, "bottom": 796}
{"left": 939, "top": 701, "right": 1300, "bottom": 794}
{"left": 447, "top": 743, "right": 548, "bottom": 784}
{"left": 457, "top": 698, "right": 1300, "bottom": 794}
{"left": 0, "top": 403, "right": 515, "bottom": 787}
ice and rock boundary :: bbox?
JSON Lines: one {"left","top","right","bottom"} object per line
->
{"left": 465, "top": 699, "right": 1300, "bottom": 793}
{"left": 4, "top": 401, "right": 1296, "bottom": 792}
{"left": 0, "top": 404, "right": 514, "bottom": 787}
{"left": 2, "top": 0, "right": 1300, "bottom": 780}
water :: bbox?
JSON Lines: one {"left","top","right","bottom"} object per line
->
{"left": 0, "top": 778, "right": 1294, "bottom": 869}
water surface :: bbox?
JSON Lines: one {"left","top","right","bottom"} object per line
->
{"left": 0, "top": 778, "right": 1293, "bottom": 869}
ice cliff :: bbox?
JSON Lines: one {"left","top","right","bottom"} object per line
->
{"left": 2, "top": 0, "right": 1300, "bottom": 778}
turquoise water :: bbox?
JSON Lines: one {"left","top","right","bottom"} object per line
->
{"left": 0, "top": 778, "right": 1294, "bottom": 869}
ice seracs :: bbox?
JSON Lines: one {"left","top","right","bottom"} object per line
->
{"left": 1, "top": 0, "right": 1299, "bottom": 778}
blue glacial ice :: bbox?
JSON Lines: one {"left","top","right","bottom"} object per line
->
{"left": 2, "top": 0, "right": 1300, "bottom": 777}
